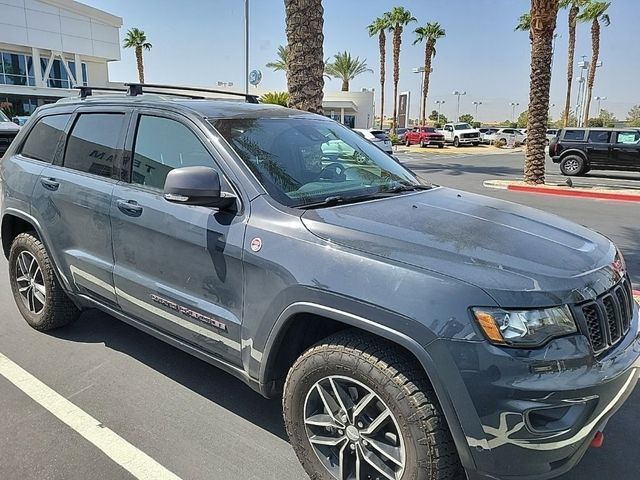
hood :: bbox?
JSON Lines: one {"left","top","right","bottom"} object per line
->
{"left": 0, "top": 121, "right": 20, "bottom": 132}
{"left": 301, "top": 187, "right": 619, "bottom": 308}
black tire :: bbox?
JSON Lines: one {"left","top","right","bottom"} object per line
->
{"left": 283, "top": 330, "right": 462, "bottom": 480}
{"left": 420, "top": 141, "right": 426, "bottom": 148}
{"left": 438, "top": 144, "right": 444, "bottom": 149}
{"left": 559, "top": 155, "right": 586, "bottom": 176}
{"left": 472, "top": 142, "right": 479, "bottom": 147}
{"left": 8, "top": 232, "right": 79, "bottom": 331}
{"left": 453, "top": 137, "right": 460, "bottom": 148}
{"left": 405, "top": 139, "right": 411, "bottom": 147}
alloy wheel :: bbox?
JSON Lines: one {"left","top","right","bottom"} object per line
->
{"left": 15, "top": 251, "right": 46, "bottom": 314}
{"left": 303, "top": 375, "right": 406, "bottom": 480}
{"left": 563, "top": 158, "right": 580, "bottom": 173}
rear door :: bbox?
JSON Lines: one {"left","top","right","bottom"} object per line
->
{"left": 611, "top": 131, "right": 640, "bottom": 171}
{"left": 31, "top": 108, "right": 130, "bottom": 305}
{"left": 111, "top": 110, "right": 246, "bottom": 364}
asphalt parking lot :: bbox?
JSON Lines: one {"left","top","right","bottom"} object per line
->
{"left": 0, "top": 150, "right": 638, "bottom": 480}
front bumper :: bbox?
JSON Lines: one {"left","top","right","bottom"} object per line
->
{"left": 433, "top": 300, "right": 640, "bottom": 480}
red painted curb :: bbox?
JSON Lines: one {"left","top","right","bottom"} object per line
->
{"left": 507, "top": 184, "right": 640, "bottom": 202}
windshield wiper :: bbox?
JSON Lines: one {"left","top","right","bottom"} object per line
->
{"left": 380, "top": 184, "right": 433, "bottom": 194}
{"left": 297, "top": 193, "right": 383, "bottom": 209}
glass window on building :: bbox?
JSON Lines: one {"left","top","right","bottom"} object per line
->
{"left": 40, "top": 58, "right": 88, "bottom": 88}
{"left": 0, "top": 52, "right": 36, "bottom": 86}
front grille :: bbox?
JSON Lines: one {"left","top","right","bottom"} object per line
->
{"left": 462, "top": 133, "right": 479, "bottom": 139}
{"left": 0, "top": 133, "right": 18, "bottom": 155}
{"left": 577, "top": 277, "right": 634, "bottom": 355}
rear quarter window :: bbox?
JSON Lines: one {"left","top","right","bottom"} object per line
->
{"left": 19, "top": 114, "right": 71, "bottom": 163}
{"left": 562, "top": 129, "right": 586, "bottom": 141}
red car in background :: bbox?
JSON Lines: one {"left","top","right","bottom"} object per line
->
{"left": 404, "top": 126, "right": 445, "bottom": 148}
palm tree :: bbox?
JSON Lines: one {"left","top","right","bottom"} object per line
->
{"left": 578, "top": 1, "right": 610, "bottom": 126}
{"left": 324, "top": 51, "right": 372, "bottom": 92}
{"left": 123, "top": 28, "right": 152, "bottom": 84}
{"left": 367, "top": 16, "right": 390, "bottom": 128}
{"left": 515, "top": 12, "right": 533, "bottom": 42}
{"left": 385, "top": 7, "right": 416, "bottom": 133}
{"left": 266, "top": 45, "right": 289, "bottom": 72}
{"left": 559, "top": 0, "right": 588, "bottom": 126}
{"left": 413, "top": 22, "right": 446, "bottom": 125}
{"left": 259, "top": 91, "right": 289, "bottom": 106}
{"left": 284, "top": 0, "right": 325, "bottom": 113}
{"left": 524, "top": 0, "right": 560, "bottom": 185}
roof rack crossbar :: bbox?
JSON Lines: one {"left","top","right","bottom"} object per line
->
{"left": 124, "top": 83, "right": 260, "bottom": 103}
{"left": 74, "top": 85, "right": 129, "bottom": 99}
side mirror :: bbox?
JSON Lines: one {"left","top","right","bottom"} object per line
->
{"left": 163, "top": 166, "right": 236, "bottom": 209}
{"left": 12, "top": 118, "right": 20, "bottom": 125}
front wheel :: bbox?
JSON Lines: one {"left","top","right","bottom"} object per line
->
{"left": 453, "top": 137, "right": 460, "bottom": 147}
{"left": 283, "top": 331, "right": 462, "bottom": 480}
{"left": 560, "top": 155, "right": 586, "bottom": 176}
{"left": 405, "top": 139, "right": 411, "bottom": 147}
{"left": 472, "top": 142, "right": 479, "bottom": 147}
{"left": 9, "top": 232, "right": 79, "bottom": 330}
{"left": 438, "top": 144, "right": 444, "bottom": 149}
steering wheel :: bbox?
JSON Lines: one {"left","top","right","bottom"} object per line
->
{"left": 317, "top": 162, "right": 347, "bottom": 181}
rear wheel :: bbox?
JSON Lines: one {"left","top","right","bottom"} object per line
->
{"left": 453, "top": 137, "right": 460, "bottom": 148}
{"left": 559, "top": 155, "right": 586, "bottom": 176}
{"left": 283, "top": 331, "right": 462, "bottom": 480}
{"left": 9, "top": 232, "right": 79, "bottom": 330}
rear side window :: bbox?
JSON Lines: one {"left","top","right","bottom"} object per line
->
{"left": 20, "top": 114, "right": 70, "bottom": 163}
{"left": 64, "top": 113, "right": 124, "bottom": 178}
{"left": 615, "top": 131, "right": 640, "bottom": 144}
{"left": 588, "top": 131, "right": 611, "bottom": 143}
{"left": 131, "top": 115, "right": 217, "bottom": 190}
{"left": 562, "top": 129, "right": 586, "bottom": 141}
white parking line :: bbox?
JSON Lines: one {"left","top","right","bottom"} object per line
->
{"left": 0, "top": 351, "right": 182, "bottom": 480}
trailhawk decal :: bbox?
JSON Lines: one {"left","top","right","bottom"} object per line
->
{"left": 150, "top": 294, "right": 227, "bottom": 332}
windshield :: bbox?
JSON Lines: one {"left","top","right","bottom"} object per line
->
{"left": 213, "top": 116, "right": 426, "bottom": 207}
{"left": 0, "top": 111, "right": 10, "bottom": 122}
{"left": 454, "top": 123, "right": 472, "bottom": 130}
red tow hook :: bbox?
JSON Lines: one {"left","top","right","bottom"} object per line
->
{"left": 591, "top": 431, "right": 605, "bottom": 448}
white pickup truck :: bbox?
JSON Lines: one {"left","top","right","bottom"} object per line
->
{"left": 439, "top": 122, "right": 481, "bottom": 147}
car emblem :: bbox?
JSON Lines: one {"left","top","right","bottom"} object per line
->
{"left": 250, "top": 237, "right": 262, "bottom": 252}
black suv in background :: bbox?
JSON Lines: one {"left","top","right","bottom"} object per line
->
{"left": 550, "top": 127, "right": 640, "bottom": 176}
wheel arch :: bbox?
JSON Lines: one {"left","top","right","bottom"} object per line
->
{"left": 259, "top": 302, "right": 477, "bottom": 472}
{"left": 559, "top": 148, "right": 588, "bottom": 162}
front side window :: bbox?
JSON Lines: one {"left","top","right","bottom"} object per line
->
{"left": 64, "top": 113, "right": 124, "bottom": 178}
{"left": 132, "top": 115, "right": 217, "bottom": 190}
{"left": 563, "top": 129, "right": 586, "bottom": 141}
{"left": 20, "top": 114, "right": 71, "bottom": 163}
{"left": 615, "top": 131, "right": 640, "bottom": 144}
{"left": 213, "top": 116, "right": 424, "bottom": 207}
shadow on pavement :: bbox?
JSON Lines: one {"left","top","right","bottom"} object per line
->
{"left": 406, "top": 161, "right": 522, "bottom": 178}
{"left": 49, "top": 310, "right": 289, "bottom": 441}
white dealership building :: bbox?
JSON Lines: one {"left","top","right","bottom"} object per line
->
{"left": 0, "top": 0, "right": 374, "bottom": 128}
{"left": 0, "top": 0, "right": 122, "bottom": 115}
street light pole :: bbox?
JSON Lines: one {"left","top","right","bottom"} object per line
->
{"left": 595, "top": 96, "right": 606, "bottom": 116}
{"left": 244, "top": 0, "right": 250, "bottom": 95}
{"left": 510, "top": 102, "right": 520, "bottom": 124}
{"left": 472, "top": 101, "right": 482, "bottom": 123}
{"left": 452, "top": 91, "right": 466, "bottom": 122}
{"left": 435, "top": 100, "right": 445, "bottom": 125}
{"left": 412, "top": 67, "right": 426, "bottom": 124}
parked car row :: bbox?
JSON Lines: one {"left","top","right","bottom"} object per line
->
{"left": 0, "top": 110, "right": 22, "bottom": 156}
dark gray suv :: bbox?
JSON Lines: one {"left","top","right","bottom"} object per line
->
{"left": 1, "top": 84, "right": 638, "bottom": 480}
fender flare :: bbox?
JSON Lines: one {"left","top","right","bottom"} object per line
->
{"left": 260, "top": 301, "right": 477, "bottom": 472}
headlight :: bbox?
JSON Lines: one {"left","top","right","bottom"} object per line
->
{"left": 472, "top": 306, "right": 577, "bottom": 347}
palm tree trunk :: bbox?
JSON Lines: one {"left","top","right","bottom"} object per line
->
{"left": 379, "top": 31, "right": 386, "bottom": 129}
{"left": 285, "top": 0, "right": 325, "bottom": 113}
{"left": 341, "top": 80, "right": 349, "bottom": 91}
{"left": 562, "top": 4, "right": 578, "bottom": 126}
{"left": 421, "top": 40, "right": 434, "bottom": 126}
{"left": 583, "top": 18, "right": 600, "bottom": 126}
{"left": 135, "top": 46, "right": 144, "bottom": 83}
{"left": 524, "top": 0, "right": 559, "bottom": 185}
{"left": 391, "top": 26, "right": 402, "bottom": 134}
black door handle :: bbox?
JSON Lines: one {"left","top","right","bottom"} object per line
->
{"left": 40, "top": 178, "right": 59, "bottom": 191}
{"left": 116, "top": 199, "right": 143, "bottom": 217}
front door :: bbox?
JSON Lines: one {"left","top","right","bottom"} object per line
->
{"left": 31, "top": 110, "right": 130, "bottom": 305}
{"left": 110, "top": 111, "right": 246, "bottom": 364}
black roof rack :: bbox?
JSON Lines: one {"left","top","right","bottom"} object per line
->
{"left": 75, "top": 83, "right": 260, "bottom": 104}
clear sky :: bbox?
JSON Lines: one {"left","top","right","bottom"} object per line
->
{"left": 85, "top": 0, "right": 639, "bottom": 123}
